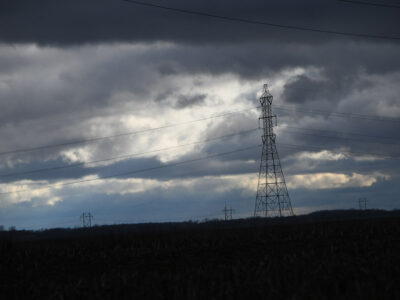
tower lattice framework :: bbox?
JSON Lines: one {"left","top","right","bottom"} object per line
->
{"left": 255, "top": 84, "right": 294, "bottom": 217}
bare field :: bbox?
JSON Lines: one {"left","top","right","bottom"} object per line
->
{"left": 1, "top": 216, "right": 400, "bottom": 299}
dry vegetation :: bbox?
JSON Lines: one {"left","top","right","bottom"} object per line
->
{"left": 1, "top": 216, "right": 400, "bottom": 299}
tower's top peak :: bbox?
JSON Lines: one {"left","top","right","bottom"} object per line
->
{"left": 260, "top": 83, "right": 273, "bottom": 104}
{"left": 261, "top": 83, "right": 271, "bottom": 97}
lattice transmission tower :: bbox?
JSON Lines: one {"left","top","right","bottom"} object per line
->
{"left": 222, "top": 201, "right": 234, "bottom": 221}
{"left": 80, "top": 212, "right": 93, "bottom": 227}
{"left": 254, "top": 84, "right": 294, "bottom": 217}
{"left": 358, "top": 197, "right": 367, "bottom": 210}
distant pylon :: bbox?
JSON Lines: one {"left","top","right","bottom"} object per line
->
{"left": 223, "top": 201, "right": 234, "bottom": 221}
{"left": 358, "top": 198, "right": 367, "bottom": 210}
{"left": 80, "top": 212, "right": 93, "bottom": 227}
{"left": 254, "top": 84, "right": 294, "bottom": 217}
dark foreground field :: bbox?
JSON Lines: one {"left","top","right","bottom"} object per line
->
{"left": 1, "top": 213, "right": 400, "bottom": 299}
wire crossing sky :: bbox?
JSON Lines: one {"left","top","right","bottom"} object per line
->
{"left": 0, "top": 104, "right": 398, "bottom": 157}
{"left": 123, "top": 0, "right": 400, "bottom": 40}
{"left": 337, "top": 0, "right": 400, "bottom": 8}
{"left": 0, "top": 144, "right": 262, "bottom": 196}
{"left": 0, "top": 128, "right": 259, "bottom": 179}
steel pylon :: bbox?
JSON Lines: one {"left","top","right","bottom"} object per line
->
{"left": 254, "top": 84, "right": 294, "bottom": 217}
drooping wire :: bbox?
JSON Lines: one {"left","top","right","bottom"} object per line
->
{"left": 337, "top": 0, "right": 400, "bottom": 9}
{"left": 1, "top": 103, "right": 399, "bottom": 158}
{"left": 274, "top": 105, "right": 400, "bottom": 123}
{"left": 3, "top": 124, "right": 400, "bottom": 181}
{"left": 2, "top": 136, "right": 400, "bottom": 196}
{"left": 282, "top": 126, "right": 400, "bottom": 142}
{"left": 284, "top": 129, "right": 400, "bottom": 146}
{"left": 0, "top": 128, "right": 258, "bottom": 180}
{"left": 122, "top": 0, "right": 400, "bottom": 41}
{"left": 0, "top": 144, "right": 262, "bottom": 196}
{"left": 1, "top": 123, "right": 400, "bottom": 181}
{"left": 0, "top": 106, "right": 259, "bottom": 156}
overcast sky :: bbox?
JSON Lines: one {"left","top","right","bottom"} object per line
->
{"left": 0, "top": 0, "right": 399, "bottom": 229}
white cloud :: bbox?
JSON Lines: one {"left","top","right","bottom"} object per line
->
{"left": 0, "top": 173, "right": 258, "bottom": 208}
{"left": 296, "top": 150, "right": 347, "bottom": 161}
{"left": 46, "top": 196, "right": 62, "bottom": 206}
{"left": 287, "top": 172, "right": 389, "bottom": 190}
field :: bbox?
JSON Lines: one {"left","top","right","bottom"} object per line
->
{"left": 1, "top": 214, "right": 400, "bottom": 299}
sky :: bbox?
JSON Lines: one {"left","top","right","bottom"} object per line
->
{"left": 0, "top": 0, "right": 399, "bottom": 229}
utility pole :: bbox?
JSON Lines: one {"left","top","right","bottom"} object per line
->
{"left": 223, "top": 202, "right": 234, "bottom": 221}
{"left": 80, "top": 212, "right": 93, "bottom": 227}
{"left": 358, "top": 198, "right": 367, "bottom": 210}
{"left": 254, "top": 84, "right": 294, "bottom": 217}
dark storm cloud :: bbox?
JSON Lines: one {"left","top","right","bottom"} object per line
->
{"left": 0, "top": 40, "right": 399, "bottom": 132}
{"left": 0, "top": 39, "right": 398, "bottom": 185}
{"left": 175, "top": 94, "right": 206, "bottom": 109}
{"left": 1, "top": 0, "right": 399, "bottom": 127}
{"left": 171, "top": 42, "right": 400, "bottom": 80}
{"left": 282, "top": 75, "right": 322, "bottom": 104}
{"left": 1, "top": 0, "right": 399, "bottom": 45}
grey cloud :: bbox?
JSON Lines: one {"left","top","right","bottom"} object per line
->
{"left": 1, "top": 41, "right": 399, "bottom": 130}
{"left": 0, "top": 42, "right": 399, "bottom": 178}
{"left": 1, "top": 0, "right": 399, "bottom": 45}
{"left": 175, "top": 94, "right": 206, "bottom": 109}
{"left": 157, "top": 64, "right": 178, "bottom": 76}
{"left": 282, "top": 75, "right": 324, "bottom": 104}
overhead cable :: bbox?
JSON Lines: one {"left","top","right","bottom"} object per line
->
{"left": 123, "top": 0, "right": 400, "bottom": 41}
{"left": 0, "top": 144, "right": 261, "bottom": 196}
{"left": 0, "top": 128, "right": 258, "bottom": 180}
{"left": 0, "top": 106, "right": 258, "bottom": 156}
{"left": 1, "top": 104, "right": 399, "bottom": 158}
{"left": 337, "top": 0, "right": 400, "bottom": 8}
{"left": 274, "top": 105, "right": 400, "bottom": 123}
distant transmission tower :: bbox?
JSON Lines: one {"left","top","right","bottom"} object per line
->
{"left": 254, "top": 84, "right": 294, "bottom": 217}
{"left": 80, "top": 212, "right": 93, "bottom": 227}
{"left": 223, "top": 202, "right": 234, "bottom": 221}
{"left": 358, "top": 198, "right": 367, "bottom": 210}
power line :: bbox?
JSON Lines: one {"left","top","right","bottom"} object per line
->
{"left": 0, "top": 106, "right": 258, "bottom": 156}
{"left": 1, "top": 125, "right": 398, "bottom": 183}
{"left": 0, "top": 144, "right": 261, "bottom": 196}
{"left": 3, "top": 124, "right": 398, "bottom": 182}
{"left": 283, "top": 126, "right": 400, "bottom": 142}
{"left": 122, "top": 0, "right": 400, "bottom": 41}
{"left": 1, "top": 140, "right": 398, "bottom": 196}
{"left": 337, "top": 0, "right": 400, "bottom": 8}
{"left": 0, "top": 104, "right": 168, "bottom": 131}
{"left": 274, "top": 105, "right": 400, "bottom": 123}
{"left": 0, "top": 128, "right": 258, "bottom": 180}
{"left": 284, "top": 129, "right": 400, "bottom": 146}
{"left": 1, "top": 104, "right": 398, "bottom": 159}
